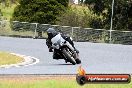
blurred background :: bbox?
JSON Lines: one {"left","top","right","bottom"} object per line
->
{"left": 0, "top": 0, "right": 132, "bottom": 44}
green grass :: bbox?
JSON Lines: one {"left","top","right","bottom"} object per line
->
{"left": 0, "top": 52, "right": 23, "bottom": 65}
{"left": 0, "top": 79, "right": 131, "bottom": 88}
{"left": 0, "top": 28, "right": 35, "bottom": 37}
{"left": 0, "top": 3, "right": 41, "bottom": 38}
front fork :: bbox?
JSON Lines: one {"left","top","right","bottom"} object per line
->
{"left": 74, "top": 52, "right": 79, "bottom": 60}
{"left": 63, "top": 41, "right": 80, "bottom": 60}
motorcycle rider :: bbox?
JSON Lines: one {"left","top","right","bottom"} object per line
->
{"left": 46, "top": 28, "right": 81, "bottom": 64}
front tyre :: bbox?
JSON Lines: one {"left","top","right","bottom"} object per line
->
{"left": 62, "top": 49, "right": 76, "bottom": 65}
{"left": 75, "top": 59, "right": 81, "bottom": 64}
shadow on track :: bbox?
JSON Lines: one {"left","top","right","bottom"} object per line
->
{"left": 39, "top": 63, "right": 73, "bottom": 66}
{"left": 55, "top": 63, "right": 73, "bottom": 65}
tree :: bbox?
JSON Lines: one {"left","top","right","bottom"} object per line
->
{"left": 84, "top": 0, "right": 132, "bottom": 31}
{"left": 57, "top": 5, "right": 103, "bottom": 28}
{"left": 0, "top": 0, "right": 18, "bottom": 7}
{"left": 0, "top": 9, "right": 2, "bottom": 19}
{"left": 12, "top": 0, "right": 68, "bottom": 24}
{"left": 56, "top": 0, "right": 69, "bottom": 7}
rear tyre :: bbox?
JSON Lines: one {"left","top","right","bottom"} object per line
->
{"left": 62, "top": 49, "right": 76, "bottom": 65}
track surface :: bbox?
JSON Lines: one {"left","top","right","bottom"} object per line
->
{"left": 0, "top": 36, "right": 132, "bottom": 74}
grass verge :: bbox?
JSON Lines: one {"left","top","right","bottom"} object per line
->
{"left": 0, "top": 52, "right": 23, "bottom": 65}
{"left": 0, "top": 29, "right": 35, "bottom": 38}
{"left": 0, "top": 75, "right": 131, "bottom": 88}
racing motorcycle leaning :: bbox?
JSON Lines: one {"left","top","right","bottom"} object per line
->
{"left": 51, "top": 33, "right": 81, "bottom": 65}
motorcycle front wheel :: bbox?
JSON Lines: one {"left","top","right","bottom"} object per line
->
{"left": 62, "top": 49, "right": 76, "bottom": 65}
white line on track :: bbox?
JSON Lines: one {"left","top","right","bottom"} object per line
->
{"left": 0, "top": 53, "right": 39, "bottom": 68}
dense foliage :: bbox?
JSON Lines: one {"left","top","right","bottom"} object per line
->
{"left": 12, "top": 0, "right": 68, "bottom": 24}
{"left": 57, "top": 5, "right": 103, "bottom": 28}
{"left": 0, "top": 0, "right": 18, "bottom": 6}
{"left": 2, "top": 0, "right": 132, "bottom": 31}
{"left": 84, "top": 0, "right": 132, "bottom": 31}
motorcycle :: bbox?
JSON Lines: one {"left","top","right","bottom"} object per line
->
{"left": 51, "top": 33, "right": 81, "bottom": 65}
